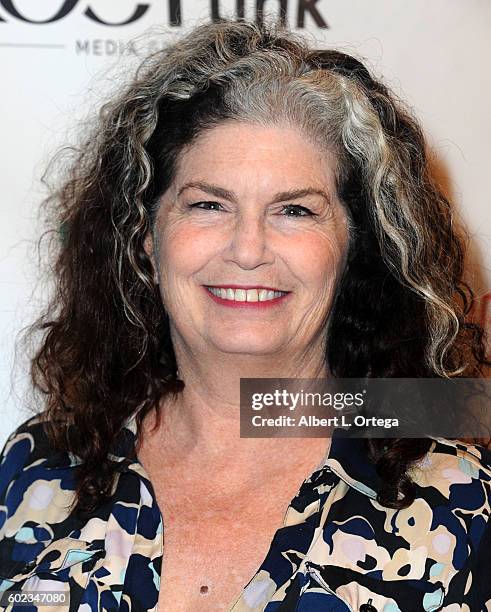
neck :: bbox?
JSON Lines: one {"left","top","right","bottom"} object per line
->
{"left": 138, "top": 338, "right": 331, "bottom": 487}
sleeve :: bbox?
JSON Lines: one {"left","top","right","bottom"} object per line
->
{"left": 463, "top": 518, "right": 491, "bottom": 610}
{"left": 442, "top": 515, "right": 491, "bottom": 610}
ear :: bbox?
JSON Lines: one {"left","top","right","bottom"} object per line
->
{"left": 143, "top": 232, "right": 158, "bottom": 285}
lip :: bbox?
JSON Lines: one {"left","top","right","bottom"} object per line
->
{"left": 203, "top": 285, "right": 291, "bottom": 309}
{"left": 205, "top": 284, "right": 285, "bottom": 291}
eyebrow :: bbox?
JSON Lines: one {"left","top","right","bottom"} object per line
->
{"left": 177, "top": 181, "right": 331, "bottom": 205}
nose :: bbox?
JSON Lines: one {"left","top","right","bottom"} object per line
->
{"left": 224, "top": 211, "right": 274, "bottom": 270}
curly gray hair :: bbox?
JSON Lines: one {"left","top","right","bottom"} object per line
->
{"left": 28, "top": 19, "right": 488, "bottom": 514}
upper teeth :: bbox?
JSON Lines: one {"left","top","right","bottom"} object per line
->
{"left": 206, "top": 287, "right": 287, "bottom": 302}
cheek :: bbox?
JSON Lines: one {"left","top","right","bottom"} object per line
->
{"left": 159, "top": 223, "right": 220, "bottom": 280}
{"left": 287, "top": 231, "right": 348, "bottom": 292}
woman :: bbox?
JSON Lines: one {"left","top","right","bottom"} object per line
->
{"left": 0, "top": 18, "right": 489, "bottom": 612}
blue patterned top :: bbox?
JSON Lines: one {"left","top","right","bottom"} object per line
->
{"left": 0, "top": 414, "right": 490, "bottom": 611}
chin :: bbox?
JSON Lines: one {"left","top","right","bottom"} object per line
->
{"left": 210, "top": 335, "right": 283, "bottom": 356}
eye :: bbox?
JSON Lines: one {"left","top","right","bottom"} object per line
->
{"left": 281, "top": 204, "right": 316, "bottom": 217}
{"left": 188, "top": 201, "right": 224, "bottom": 211}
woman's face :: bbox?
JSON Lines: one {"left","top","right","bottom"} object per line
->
{"left": 145, "top": 121, "right": 350, "bottom": 361}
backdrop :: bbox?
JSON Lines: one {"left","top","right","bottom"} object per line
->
{"left": 1, "top": 0, "right": 490, "bottom": 447}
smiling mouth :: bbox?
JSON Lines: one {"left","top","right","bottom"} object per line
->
{"left": 204, "top": 286, "right": 289, "bottom": 303}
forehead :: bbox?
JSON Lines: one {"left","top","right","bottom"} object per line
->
{"left": 172, "top": 121, "right": 340, "bottom": 192}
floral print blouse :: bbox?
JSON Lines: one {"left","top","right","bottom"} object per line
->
{"left": 0, "top": 413, "right": 490, "bottom": 611}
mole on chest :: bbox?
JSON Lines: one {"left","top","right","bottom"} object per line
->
{"left": 157, "top": 565, "right": 251, "bottom": 611}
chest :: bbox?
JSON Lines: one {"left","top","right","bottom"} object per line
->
{"left": 154, "top": 489, "right": 290, "bottom": 611}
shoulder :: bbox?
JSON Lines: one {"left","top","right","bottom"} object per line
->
{"left": 0, "top": 414, "right": 161, "bottom": 608}
{"left": 0, "top": 413, "right": 72, "bottom": 484}
{"left": 406, "top": 438, "right": 491, "bottom": 549}
{"left": 406, "top": 440, "right": 491, "bottom": 584}
{"left": 413, "top": 439, "right": 491, "bottom": 606}
{"left": 0, "top": 413, "right": 78, "bottom": 523}
{"left": 411, "top": 437, "right": 491, "bottom": 502}
{"left": 0, "top": 414, "right": 52, "bottom": 481}
{"left": 429, "top": 437, "right": 491, "bottom": 470}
